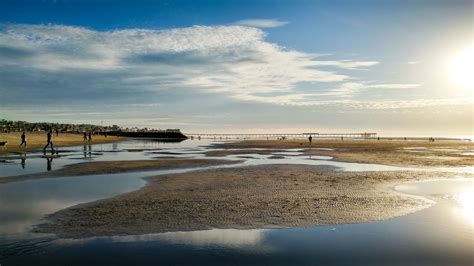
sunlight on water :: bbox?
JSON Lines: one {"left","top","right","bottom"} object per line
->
{"left": 454, "top": 188, "right": 474, "bottom": 224}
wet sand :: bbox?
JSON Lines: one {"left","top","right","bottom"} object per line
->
{"left": 34, "top": 164, "right": 470, "bottom": 238}
{"left": 210, "top": 140, "right": 474, "bottom": 167}
{"left": 0, "top": 159, "right": 243, "bottom": 184}
{"left": 0, "top": 132, "right": 125, "bottom": 154}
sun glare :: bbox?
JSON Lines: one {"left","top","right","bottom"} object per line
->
{"left": 449, "top": 47, "right": 474, "bottom": 90}
{"left": 454, "top": 187, "right": 474, "bottom": 224}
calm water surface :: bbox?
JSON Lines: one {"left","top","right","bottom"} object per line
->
{"left": 0, "top": 139, "right": 473, "bottom": 265}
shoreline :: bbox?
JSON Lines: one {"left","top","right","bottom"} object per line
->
{"left": 0, "top": 132, "right": 126, "bottom": 154}
{"left": 33, "top": 164, "right": 471, "bottom": 239}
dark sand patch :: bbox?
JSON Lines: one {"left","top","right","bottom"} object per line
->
{"left": 150, "top": 151, "right": 190, "bottom": 155}
{"left": 0, "top": 159, "right": 244, "bottom": 184}
{"left": 268, "top": 155, "right": 286, "bottom": 159}
{"left": 205, "top": 149, "right": 287, "bottom": 157}
{"left": 33, "top": 164, "right": 468, "bottom": 239}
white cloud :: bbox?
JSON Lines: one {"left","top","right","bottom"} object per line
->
{"left": 0, "top": 23, "right": 378, "bottom": 104}
{"left": 235, "top": 19, "right": 289, "bottom": 28}
{"left": 3, "top": 23, "right": 460, "bottom": 113}
{"left": 407, "top": 61, "right": 420, "bottom": 65}
{"left": 310, "top": 60, "right": 379, "bottom": 69}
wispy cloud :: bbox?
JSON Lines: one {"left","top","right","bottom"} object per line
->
{"left": 234, "top": 19, "right": 289, "bottom": 28}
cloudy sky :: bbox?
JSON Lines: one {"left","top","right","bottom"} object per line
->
{"left": 0, "top": 0, "right": 472, "bottom": 136}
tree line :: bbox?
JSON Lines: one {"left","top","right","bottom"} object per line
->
{"left": 0, "top": 119, "right": 121, "bottom": 133}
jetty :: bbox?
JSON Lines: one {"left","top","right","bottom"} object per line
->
{"left": 105, "top": 129, "right": 187, "bottom": 140}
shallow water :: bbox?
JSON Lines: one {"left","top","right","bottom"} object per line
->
{"left": 0, "top": 139, "right": 473, "bottom": 265}
{"left": 1, "top": 139, "right": 472, "bottom": 178}
{"left": 2, "top": 177, "right": 473, "bottom": 265}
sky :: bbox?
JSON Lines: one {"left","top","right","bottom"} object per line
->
{"left": 0, "top": 0, "right": 472, "bottom": 137}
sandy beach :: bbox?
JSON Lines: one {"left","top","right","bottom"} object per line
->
{"left": 209, "top": 140, "right": 474, "bottom": 167}
{"left": 34, "top": 163, "right": 471, "bottom": 238}
{"left": 0, "top": 132, "right": 125, "bottom": 154}
{"left": 0, "top": 138, "right": 470, "bottom": 239}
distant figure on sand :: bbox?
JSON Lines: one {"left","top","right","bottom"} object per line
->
{"left": 308, "top": 135, "right": 312, "bottom": 145}
{"left": 88, "top": 132, "right": 92, "bottom": 142}
{"left": 341, "top": 136, "right": 344, "bottom": 141}
{"left": 55, "top": 128, "right": 59, "bottom": 136}
{"left": 19, "top": 131, "right": 27, "bottom": 148}
{"left": 43, "top": 130, "right": 54, "bottom": 153}
{"left": 83, "top": 132, "right": 87, "bottom": 142}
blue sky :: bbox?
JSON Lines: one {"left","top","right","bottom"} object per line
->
{"left": 0, "top": 0, "right": 472, "bottom": 136}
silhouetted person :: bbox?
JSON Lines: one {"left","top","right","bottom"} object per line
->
{"left": 19, "top": 131, "right": 27, "bottom": 148}
{"left": 43, "top": 130, "right": 54, "bottom": 153}
{"left": 83, "top": 132, "right": 87, "bottom": 142}
{"left": 88, "top": 132, "right": 92, "bottom": 142}
{"left": 104, "top": 132, "right": 107, "bottom": 138}
{"left": 377, "top": 137, "right": 380, "bottom": 141}
{"left": 308, "top": 135, "right": 312, "bottom": 145}
{"left": 341, "top": 136, "right": 344, "bottom": 141}
{"left": 55, "top": 128, "right": 59, "bottom": 136}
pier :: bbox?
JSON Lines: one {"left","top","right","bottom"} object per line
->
{"left": 185, "top": 132, "right": 377, "bottom": 140}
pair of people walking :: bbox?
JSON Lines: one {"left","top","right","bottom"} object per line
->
{"left": 83, "top": 132, "right": 93, "bottom": 142}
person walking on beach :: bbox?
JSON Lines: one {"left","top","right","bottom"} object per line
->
{"left": 88, "top": 132, "right": 92, "bottom": 142}
{"left": 308, "top": 135, "right": 312, "bottom": 146}
{"left": 43, "top": 130, "right": 54, "bottom": 153}
{"left": 19, "top": 131, "right": 27, "bottom": 148}
{"left": 83, "top": 132, "right": 87, "bottom": 142}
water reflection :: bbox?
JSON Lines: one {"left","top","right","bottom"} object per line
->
{"left": 69, "top": 229, "right": 267, "bottom": 248}
{"left": 0, "top": 173, "right": 146, "bottom": 238}
{"left": 46, "top": 157, "right": 53, "bottom": 171}
{"left": 454, "top": 188, "right": 474, "bottom": 224}
{"left": 21, "top": 155, "right": 26, "bottom": 169}
{"left": 83, "top": 145, "right": 92, "bottom": 158}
